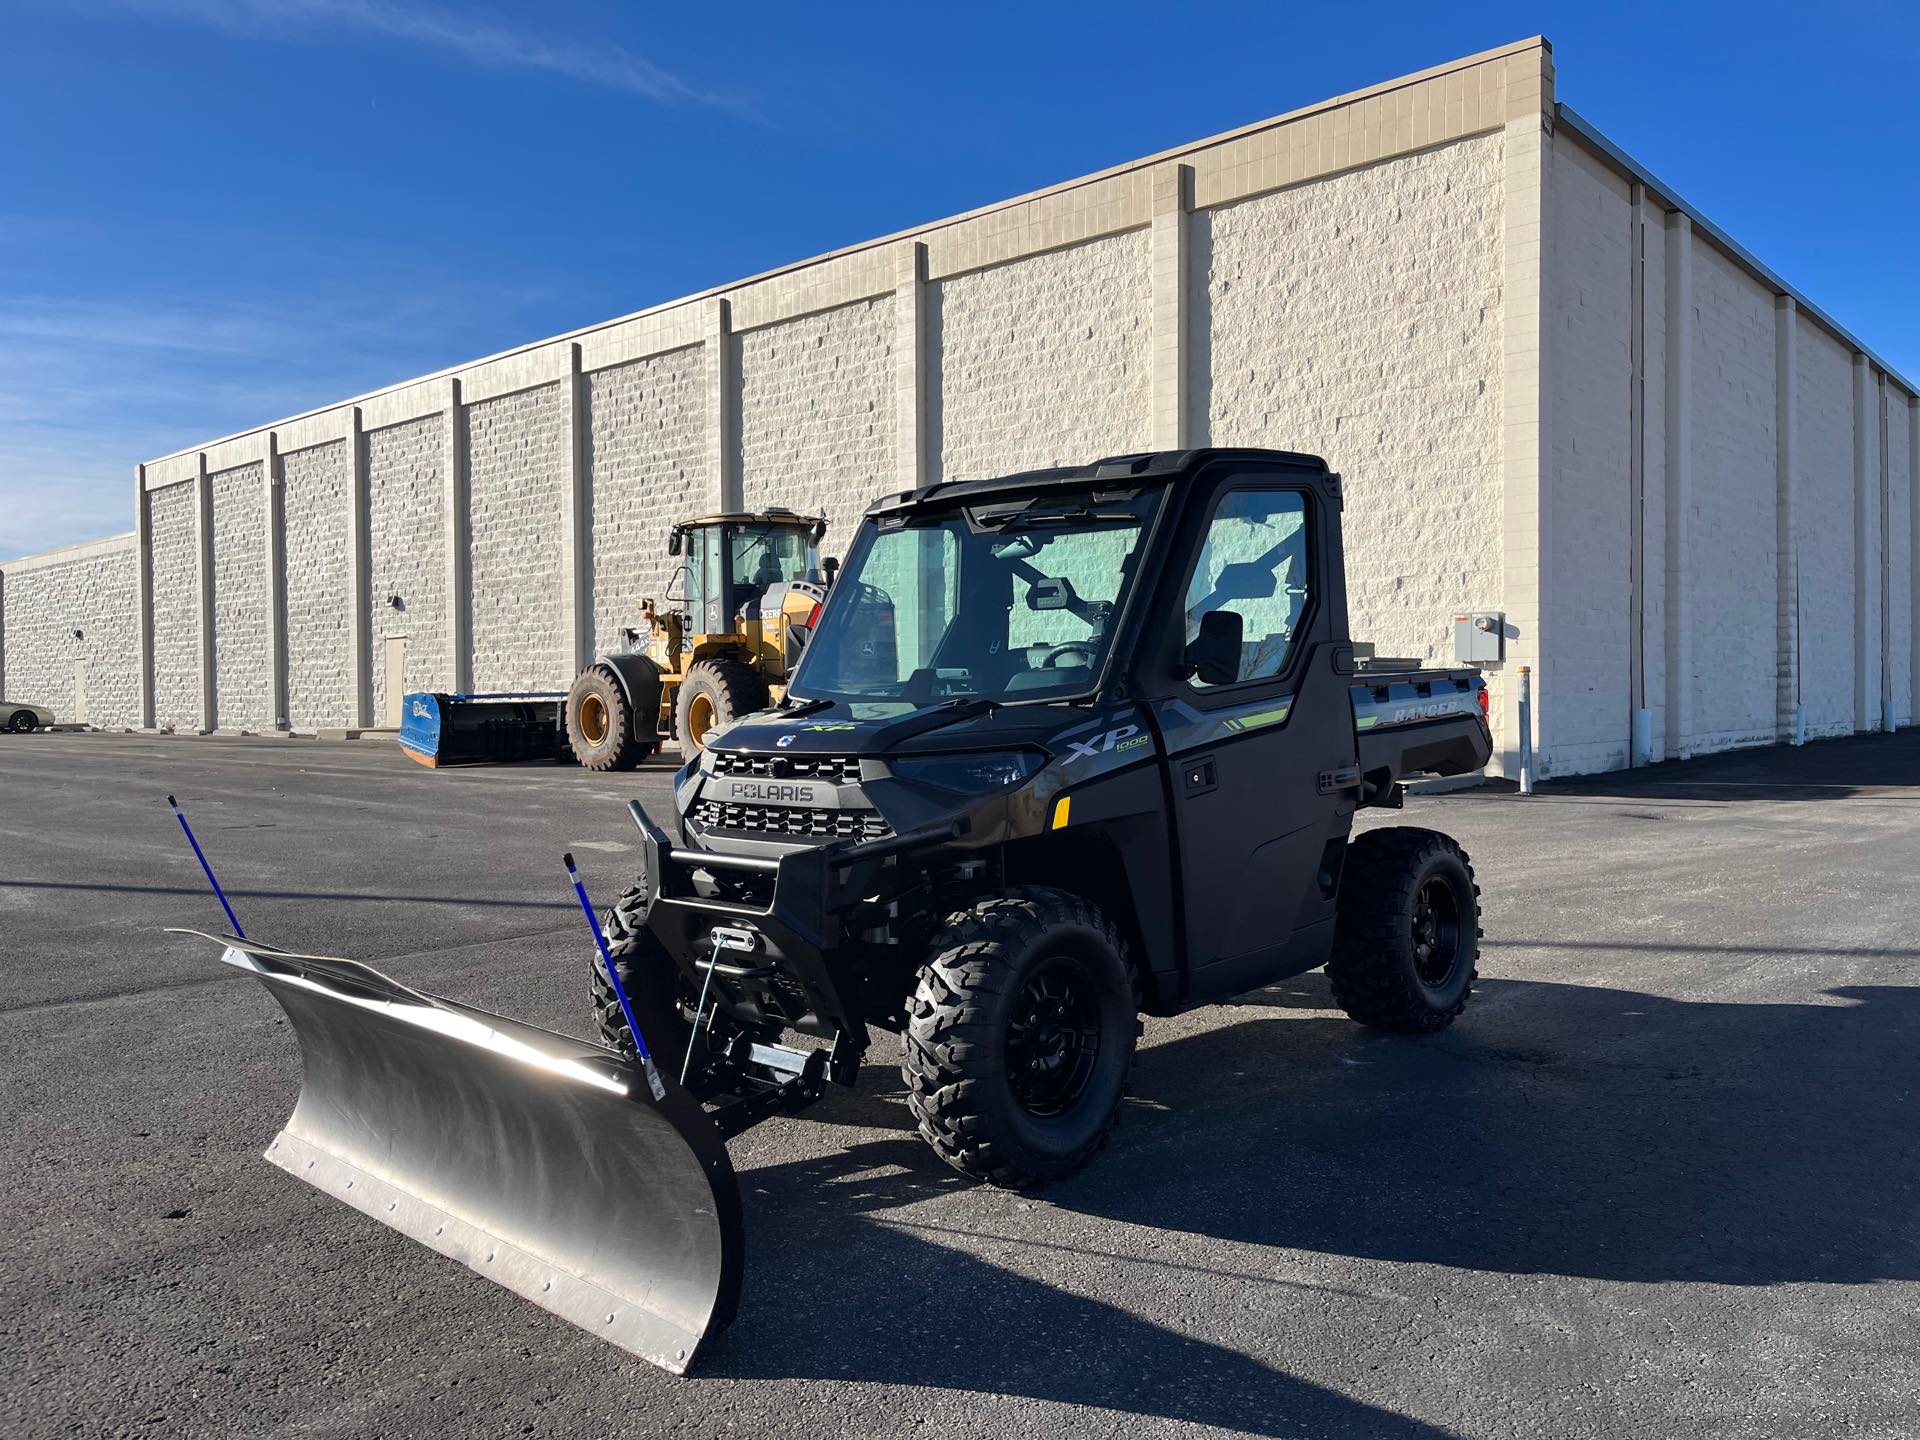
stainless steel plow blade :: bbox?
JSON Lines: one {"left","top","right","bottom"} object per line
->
{"left": 209, "top": 936, "right": 742, "bottom": 1374}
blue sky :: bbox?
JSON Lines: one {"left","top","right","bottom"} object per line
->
{"left": 3, "top": 1, "right": 1915, "bottom": 558}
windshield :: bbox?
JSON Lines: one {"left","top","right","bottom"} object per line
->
{"left": 729, "top": 524, "right": 813, "bottom": 589}
{"left": 791, "top": 488, "right": 1161, "bottom": 706}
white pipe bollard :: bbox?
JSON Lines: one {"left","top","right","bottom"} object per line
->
{"left": 1792, "top": 703, "right": 1806, "bottom": 747}
{"left": 1516, "top": 665, "right": 1534, "bottom": 796}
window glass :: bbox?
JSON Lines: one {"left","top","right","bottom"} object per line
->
{"left": 794, "top": 488, "right": 1160, "bottom": 705}
{"left": 1005, "top": 529, "right": 1131, "bottom": 652}
{"left": 1182, "top": 490, "right": 1310, "bottom": 687}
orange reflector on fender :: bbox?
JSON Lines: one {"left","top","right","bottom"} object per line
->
{"left": 1051, "top": 796, "right": 1071, "bottom": 830}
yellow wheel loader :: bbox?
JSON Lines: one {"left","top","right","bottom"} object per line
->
{"left": 564, "top": 509, "right": 832, "bottom": 769}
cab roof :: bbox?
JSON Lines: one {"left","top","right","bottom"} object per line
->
{"left": 673, "top": 508, "right": 822, "bottom": 530}
{"left": 864, "top": 447, "right": 1332, "bottom": 519}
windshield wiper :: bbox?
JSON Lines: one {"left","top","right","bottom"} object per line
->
{"left": 880, "top": 696, "right": 1001, "bottom": 744}
{"left": 775, "top": 695, "right": 834, "bottom": 717}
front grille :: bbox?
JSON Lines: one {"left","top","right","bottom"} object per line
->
{"left": 692, "top": 799, "right": 890, "bottom": 842}
{"left": 712, "top": 751, "right": 862, "bottom": 786}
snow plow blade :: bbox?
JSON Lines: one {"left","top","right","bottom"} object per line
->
{"left": 209, "top": 936, "right": 742, "bottom": 1374}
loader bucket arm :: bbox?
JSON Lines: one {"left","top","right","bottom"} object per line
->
{"left": 198, "top": 934, "right": 743, "bottom": 1374}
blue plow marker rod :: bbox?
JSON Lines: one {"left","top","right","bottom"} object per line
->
{"left": 167, "top": 795, "right": 245, "bottom": 940}
{"left": 560, "top": 852, "right": 668, "bottom": 1098}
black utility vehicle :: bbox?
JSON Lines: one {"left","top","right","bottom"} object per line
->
{"left": 605, "top": 448, "right": 1493, "bottom": 1185}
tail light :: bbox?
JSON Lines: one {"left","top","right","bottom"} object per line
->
{"left": 804, "top": 602, "right": 822, "bottom": 629}
{"left": 1476, "top": 683, "right": 1490, "bottom": 717}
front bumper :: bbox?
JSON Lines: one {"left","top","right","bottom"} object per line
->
{"left": 626, "top": 802, "right": 959, "bottom": 1055}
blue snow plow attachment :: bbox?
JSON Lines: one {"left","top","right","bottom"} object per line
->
{"left": 397, "top": 691, "right": 567, "bottom": 767}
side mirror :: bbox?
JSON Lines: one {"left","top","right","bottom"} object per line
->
{"left": 666, "top": 526, "right": 683, "bottom": 557}
{"left": 1184, "top": 609, "right": 1243, "bottom": 687}
{"left": 810, "top": 516, "right": 829, "bottom": 544}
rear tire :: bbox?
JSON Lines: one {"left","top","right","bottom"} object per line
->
{"left": 8, "top": 710, "right": 38, "bottom": 733}
{"left": 566, "top": 665, "right": 645, "bottom": 771}
{"left": 903, "top": 888, "right": 1139, "bottom": 1188}
{"left": 1327, "top": 826, "right": 1481, "bottom": 1032}
{"left": 673, "top": 657, "right": 768, "bottom": 753}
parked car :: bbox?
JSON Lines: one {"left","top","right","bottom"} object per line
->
{"left": 4, "top": 702, "right": 56, "bottom": 733}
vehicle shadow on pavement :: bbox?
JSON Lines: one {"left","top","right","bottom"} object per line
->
{"left": 1090, "top": 972, "right": 1920, "bottom": 1287}
{"left": 717, "top": 1138, "right": 1449, "bottom": 1437}
{"left": 708, "top": 970, "right": 1918, "bottom": 1433}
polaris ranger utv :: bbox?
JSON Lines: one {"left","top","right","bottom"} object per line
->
{"left": 599, "top": 446, "right": 1493, "bottom": 1186}
{"left": 195, "top": 447, "right": 1494, "bottom": 1373}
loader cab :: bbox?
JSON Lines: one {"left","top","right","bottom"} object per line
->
{"left": 667, "top": 511, "right": 827, "bottom": 635}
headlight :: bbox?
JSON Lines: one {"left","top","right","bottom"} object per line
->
{"left": 888, "top": 751, "right": 1043, "bottom": 792}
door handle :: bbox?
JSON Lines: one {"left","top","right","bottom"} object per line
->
{"left": 1182, "top": 756, "right": 1218, "bottom": 796}
{"left": 1317, "top": 765, "right": 1362, "bottom": 795}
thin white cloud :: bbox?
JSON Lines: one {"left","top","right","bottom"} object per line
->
{"left": 0, "top": 284, "right": 556, "bottom": 557}
{"left": 73, "top": 0, "right": 720, "bottom": 106}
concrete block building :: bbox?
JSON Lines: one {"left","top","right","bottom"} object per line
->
{"left": 3, "top": 37, "right": 1914, "bottom": 776}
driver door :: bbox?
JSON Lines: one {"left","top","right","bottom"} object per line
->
{"left": 1151, "top": 481, "right": 1359, "bottom": 1002}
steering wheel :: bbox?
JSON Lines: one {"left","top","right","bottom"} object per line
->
{"left": 1035, "top": 641, "right": 1100, "bottom": 670}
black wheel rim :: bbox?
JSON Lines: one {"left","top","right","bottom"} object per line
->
{"left": 1412, "top": 876, "right": 1462, "bottom": 988}
{"left": 1006, "top": 955, "right": 1101, "bottom": 1118}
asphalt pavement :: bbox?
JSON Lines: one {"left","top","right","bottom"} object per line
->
{"left": 3, "top": 728, "right": 1917, "bottom": 1438}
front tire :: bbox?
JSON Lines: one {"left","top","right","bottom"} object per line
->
{"left": 591, "top": 884, "right": 695, "bottom": 1061}
{"left": 8, "top": 710, "right": 39, "bottom": 733}
{"left": 1327, "top": 826, "right": 1481, "bottom": 1032}
{"left": 673, "top": 657, "right": 769, "bottom": 753}
{"left": 903, "top": 888, "right": 1138, "bottom": 1188}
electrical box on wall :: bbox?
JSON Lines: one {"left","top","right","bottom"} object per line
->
{"left": 1453, "top": 611, "right": 1505, "bottom": 665}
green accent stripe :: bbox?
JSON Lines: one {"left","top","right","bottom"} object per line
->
{"left": 1222, "top": 702, "right": 1292, "bottom": 734}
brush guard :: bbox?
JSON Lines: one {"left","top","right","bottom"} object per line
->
{"left": 626, "top": 800, "right": 963, "bottom": 1075}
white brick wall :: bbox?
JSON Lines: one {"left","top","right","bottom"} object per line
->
{"left": 149, "top": 482, "right": 200, "bottom": 729}
{"left": 6, "top": 44, "right": 1913, "bottom": 778}
{"left": 210, "top": 462, "right": 272, "bottom": 729}
{"left": 1686, "top": 242, "right": 1777, "bottom": 752}
{"left": 366, "top": 416, "right": 446, "bottom": 721}
{"left": 466, "top": 382, "right": 568, "bottom": 690}
{"left": 1546, "top": 140, "right": 1634, "bottom": 774}
{"left": 282, "top": 440, "right": 355, "bottom": 729}
{"left": 0, "top": 542, "right": 137, "bottom": 727}
{"left": 737, "top": 298, "right": 894, "bottom": 561}
{"left": 1858, "top": 361, "right": 1884, "bottom": 728}
{"left": 933, "top": 230, "right": 1152, "bottom": 480}
{"left": 1640, "top": 213, "right": 1672, "bottom": 761}
{"left": 1795, "top": 318, "right": 1855, "bottom": 739}
{"left": 1199, "top": 132, "right": 1507, "bottom": 671}
{"left": 584, "top": 349, "right": 707, "bottom": 655}
{"left": 1890, "top": 391, "right": 1914, "bottom": 723}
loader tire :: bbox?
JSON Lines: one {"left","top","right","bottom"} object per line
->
{"left": 674, "top": 658, "right": 768, "bottom": 754}
{"left": 566, "top": 665, "right": 646, "bottom": 772}
{"left": 903, "top": 888, "right": 1139, "bottom": 1189}
{"left": 1327, "top": 826, "right": 1481, "bottom": 1033}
